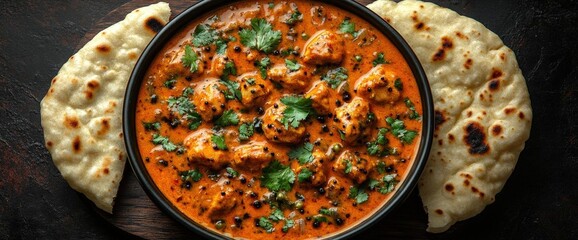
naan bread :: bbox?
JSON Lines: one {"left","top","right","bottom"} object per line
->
{"left": 368, "top": 0, "right": 532, "bottom": 233}
{"left": 41, "top": 2, "right": 171, "bottom": 213}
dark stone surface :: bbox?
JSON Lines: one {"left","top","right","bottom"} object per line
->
{"left": 0, "top": 0, "right": 576, "bottom": 239}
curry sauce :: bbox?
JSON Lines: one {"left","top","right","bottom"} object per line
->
{"left": 135, "top": 1, "right": 422, "bottom": 238}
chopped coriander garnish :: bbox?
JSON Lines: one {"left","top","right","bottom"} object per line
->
{"left": 180, "top": 169, "right": 203, "bottom": 183}
{"left": 282, "top": 219, "right": 294, "bottom": 233}
{"left": 285, "top": 59, "right": 301, "bottom": 71}
{"left": 344, "top": 160, "right": 353, "bottom": 174}
{"left": 152, "top": 134, "right": 179, "bottom": 152}
{"left": 269, "top": 209, "right": 285, "bottom": 221}
{"left": 238, "top": 122, "right": 255, "bottom": 141}
{"left": 167, "top": 94, "right": 202, "bottom": 129}
{"left": 367, "top": 178, "right": 380, "bottom": 190}
{"left": 322, "top": 67, "right": 348, "bottom": 89}
{"left": 297, "top": 168, "right": 313, "bottom": 183}
{"left": 279, "top": 96, "right": 315, "bottom": 129}
{"left": 142, "top": 121, "right": 161, "bottom": 131}
{"left": 192, "top": 24, "right": 219, "bottom": 47}
{"left": 226, "top": 167, "right": 239, "bottom": 177}
{"left": 367, "top": 128, "right": 390, "bottom": 156}
{"left": 284, "top": 10, "right": 303, "bottom": 25}
{"left": 386, "top": 117, "right": 418, "bottom": 144}
{"left": 339, "top": 18, "right": 359, "bottom": 37}
{"left": 215, "top": 38, "right": 228, "bottom": 55}
{"left": 376, "top": 161, "right": 387, "bottom": 174}
{"left": 348, "top": 185, "right": 369, "bottom": 204}
{"left": 338, "top": 129, "right": 346, "bottom": 141}
{"left": 164, "top": 77, "right": 177, "bottom": 89}
{"left": 220, "top": 78, "right": 242, "bottom": 101}
{"left": 258, "top": 217, "right": 275, "bottom": 233}
{"left": 255, "top": 57, "right": 271, "bottom": 79}
{"left": 182, "top": 87, "right": 194, "bottom": 96}
{"left": 319, "top": 207, "right": 338, "bottom": 217}
{"left": 222, "top": 61, "right": 237, "bottom": 77}
{"left": 211, "top": 133, "right": 227, "bottom": 150}
{"left": 260, "top": 160, "right": 295, "bottom": 192}
{"left": 354, "top": 55, "right": 363, "bottom": 62}
{"left": 394, "top": 78, "right": 403, "bottom": 91}
{"left": 404, "top": 98, "right": 420, "bottom": 120}
{"left": 288, "top": 142, "right": 313, "bottom": 164}
{"left": 181, "top": 45, "right": 199, "bottom": 73}
{"left": 379, "top": 174, "right": 398, "bottom": 194}
{"left": 215, "top": 110, "right": 239, "bottom": 128}
{"left": 372, "top": 52, "right": 389, "bottom": 66}
{"left": 246, "top": 78, "right": 256, "bottom": 85}
{"left": 239, "top": 18, "right": 282, "bottom": 54}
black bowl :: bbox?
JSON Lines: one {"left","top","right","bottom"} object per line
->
{"left": 123, "top": 0, "right": 434, "bottom": 239}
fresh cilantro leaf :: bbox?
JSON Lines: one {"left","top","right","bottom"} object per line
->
{"left": 255, "top": 57, "right": 271, "bottom": 79}
{"left": 182, "top": 45, "right": 199, "bottom": 73}
{"left": 164, "top": 77, "right": 177, "bottom": 89}
{"left": 143, "top": 121, "right": 161, "bottom": 131}
{"left": 376, "top": 161, "right": 387, "bottom": 174}
{"left": 280, "top": 47, "right": 294, "bottom": 57}
{"left": 288, "top": 142, "right": 313, "bottom": 165}
{"left": 319, "top": 207, "right": 338, "bottom": 217}
{"left": 182, "top": 87, "right": 194, "bottom": 96}
{"left": 192, "top": 24, "right": 219, "bottom": 47}
{"left": 282, "top": 219, "right": 294, "bottom": 233}
{"left": 220, "top": 78, "right": 242, "bottom": 101}
{"left": 215, "top": 38, "right": 228, "bottom": 55}
{"left": 269, "top": 209, "right": 285, "bottom": 221}
{"left": 338, "top": 129, "right": 346, "bottom": 141}
{"left": 394, "top": 78, "right": 403, "bottom": 91}
{"left": 246, "top": 78, "right": 256, "bottom": 85}
{"left": 386, "top": 117, "right": 418, "bottom": 144}
{"left": 376, "top": 128, "right": 389, "bottom": 145}
{"left": 367, "top": 112, "right": 376, "bottom": 123}
{"left": 280, "top": 96, "right": 315, "bottom": 129}
{"left": 187, "top": 112, "right": 202, "bottom": 130}
{"left": 211, "top": 133, "right": 227, "bottom": 150}
{"left": 222, "top": 61, "right": 238, "bottom": 77}
{"left": 297, "top": 168, "right": 313, "bottom": 183}
{"left": 404, "top": 97, "right": 420, "bottom": 120}
{"left": 344, "top": 160, "right": 353, "bottom": 174}
{"left": 180, "top": 169, "right": 203, "bottom": 183}
{"left": 238, "top": 122, "right": 254, "bottom": 141}
{"left": 152, "top": 134, "right": 178, "bottom": 152}
{"left": 239, "top": 18, "right": 282, "bottom": 54}
{"left": 226, "top": 167, "right": 239, "bottom": 178}
{"left": 214, "top": 110, "right": 239, "bottom": 128}
{"left": 285, "top": 59, "right": 301, "bottom": 71}
{"left": 372, "top": 52, "right": 389, "bottom": 66}
{"left": 339, "top": 18, "right": 359, "bottom": 37}
{"left": 258, "top": 217, "right": 275, "bottom": 233}
{"left": 284, "top": 10, "right": 303, "bottom": 25}
{"left": 349, "top": 185, "right": 369, "bottom": 204}
{"left": 322, "top": 67, "right": 348, "bottom": 89}
{"left": 379, "top": 174, "right": 398, "bottom": 194}
{"left": 354, "top": 55, "right": 362, "bottom": 62}
{"left": 367, "top": 179, "right": 380, "bottom": 190}
{"left": 261, "top": 161, "right": 295, "bottom": 192}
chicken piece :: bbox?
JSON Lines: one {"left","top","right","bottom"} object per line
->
{"left": 297, "top": 149, "right": 327, "bottom": 187}
{"left": 237, "top": 72, "right": 272, "bottom": 107}
{"left": 301, "top": 30, "right": 345, "bottom": 65}
{"left": 200, "top": 184, "right": 238, "bottom": 220}
{"left": 267, "top": 64, "right": 310, "bottom": 90}
{"left": 305, "top": 81, "right": 336, "bottom": 114}
{"left": 232, "top": 142, "right": 274, "bottom": 172}
{"left": 325, "top": 177, "right": 345, "bottom": 201}
{"left": 354, "top": 64, "right": 401, "bottom": 104}
{"left": 163, "top": 45, "right": 205, "bottom": 77}
{"left": 332, "top": 150, "right": 372, "bottom": 184}
{"left": 334, "top": 97, "right": 372, "bottom": 144}
{"left": 184, "top": 129, "right": 230, "bottom": 169}
{"left": 192, "top": 79, "right": 227, "bottom": 121}
{"left": 262, "top": 102, "right": 306, "bottom": 143}
{"left": 209, "top": 55, "right": 228, "bottom": 77}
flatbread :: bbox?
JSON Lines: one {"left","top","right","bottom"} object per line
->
{"left": 367, "top": 0, "right": 532, "bottom": 233}
{"left": 40, "top": 2, "right": 171, "bottom": 213}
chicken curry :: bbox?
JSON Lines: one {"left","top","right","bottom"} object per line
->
{"left": 135, "top": 0, "right": 423, "bottom": 238}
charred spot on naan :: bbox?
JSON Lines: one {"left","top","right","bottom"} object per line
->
{"left": 463, "top": 122, "right": 490, "bottom": 155}
{"left": 64, "top": 115, "right": 80, "bottom": 129}
{"left": 410, "top": 11, "right": 430, "bottom": 31}
{"left": 434, "top": 110, "right": 446, "bottom": 131}
{"left": 97, "top": 118, "right": 111, "bottom": 136}
{"left": 96, "top": 44, "right": 111, "bottom": 54}
{"left": 72, "top": 136, "right": 82, "bottom": 153}
{"left": 491, "top": 125, "right": 502, "bottom": 136}
{"left": 432, "top": 37, "right": 454, "bottom": 62}
{"left": 145, "top": 16, "right": 165, "bottom": 34}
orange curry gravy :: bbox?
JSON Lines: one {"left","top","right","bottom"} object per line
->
{"left": 136, "top": 1, "right": 422, "bottom": 239}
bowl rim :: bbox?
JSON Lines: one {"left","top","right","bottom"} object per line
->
{"left": 123, "top": 0, "right": 434, "bottom": 239}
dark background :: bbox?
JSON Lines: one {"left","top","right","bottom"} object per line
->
{"left": 1, "top": 0, "right": 577, "bottom": 239}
